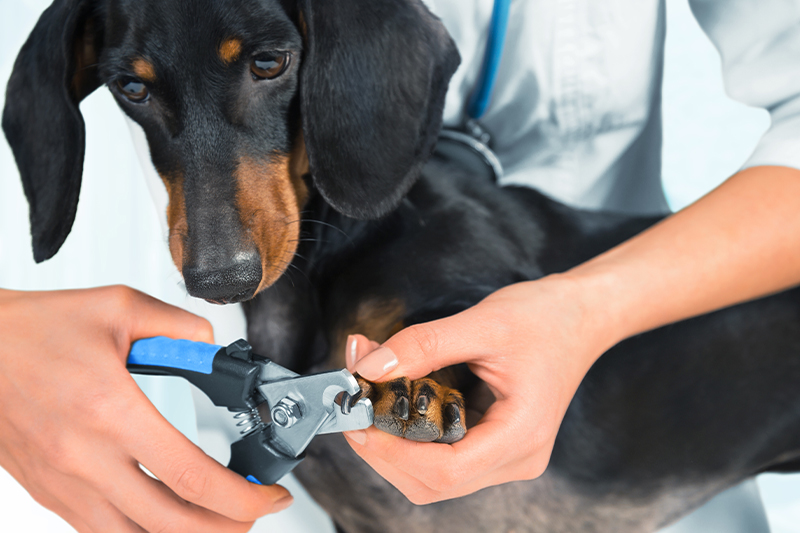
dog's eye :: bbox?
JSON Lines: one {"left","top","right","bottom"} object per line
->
{"left": 250, "top": 52, "right": 290, "bottom": 80}
{"left": 116, "top": 77, "right": 149, "bottom": 103}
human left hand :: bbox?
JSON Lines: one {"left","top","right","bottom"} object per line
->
{"left": 342, "top": 274, "right": 614, "bottom": 504}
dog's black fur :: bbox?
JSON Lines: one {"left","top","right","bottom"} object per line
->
{"left": 5, "top": 0, "right": 800, "bottom": 531}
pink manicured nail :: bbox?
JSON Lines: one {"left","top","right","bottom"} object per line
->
{"left": 346, "top": 430, "right": 367, "bottom": 445}
{"left": 347, "top": 335, "right": 358, "bottom": 370}
{"left": 354, "top": 346, "right": 398, "bottom": 380}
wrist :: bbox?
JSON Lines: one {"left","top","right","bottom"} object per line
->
{"left": 551, "top": 265, "right": 633, "bottom": 353}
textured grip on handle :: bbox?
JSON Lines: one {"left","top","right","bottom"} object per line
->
{"left": 129, "top": 337, "right": 221, "bottom": 374}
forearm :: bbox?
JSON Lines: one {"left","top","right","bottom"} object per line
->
{"left": 567, "top": 165, "right": 800, "bottom": 350}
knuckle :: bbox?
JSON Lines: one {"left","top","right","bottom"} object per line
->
{"left": 170, "top": 462, "right": 210, "bottom": 502}
{"left": 42, "top": 434, "right": 87, "bottom": 479}
{"left": 97, "top": 285, "right": 148, "bottom": 323}
{"left": 77, "top": 385, "right": 130, "bottom": 430}
{"left": 52, "top": 448, "right": 89, "bottom": 479}
{"left": 406, "top": 322, "right": 440, "bottom": 359}
{"left": 192, "top": 317, "right": 215, "bottom": 342}
{"left": 103, "top": 285, "right": 138, "bottom": 309}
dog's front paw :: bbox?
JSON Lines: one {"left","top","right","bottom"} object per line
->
{"left": 355, "top": 376, "right": 466, "bottom": 443}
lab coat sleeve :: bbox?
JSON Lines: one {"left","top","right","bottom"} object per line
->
{"left": 690, "top": 0, "right": 800, "bottom": 171}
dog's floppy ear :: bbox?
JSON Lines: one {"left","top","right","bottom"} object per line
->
{"left": 298, "top": 0, "right": 460, "bottom": 219}
{"left": 2, "top": 0, "right": 103, "bottom": 262}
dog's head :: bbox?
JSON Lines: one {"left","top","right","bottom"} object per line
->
{"left": 3, "top": 0, "right": 459, "bottom": 303}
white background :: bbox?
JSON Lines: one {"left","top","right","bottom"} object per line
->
{"left": 0, "top": 0, "right": 798, "bottom": 531}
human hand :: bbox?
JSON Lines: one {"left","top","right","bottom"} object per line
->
{"left": 0, "top": 286, "right": 292, "bottom": 532}
{"left": 343, "top": 275, "right": 615, "bottom": 504}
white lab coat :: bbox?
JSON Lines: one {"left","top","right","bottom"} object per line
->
{"left": 426, "top": 0, "right": 800, "bottom": 216}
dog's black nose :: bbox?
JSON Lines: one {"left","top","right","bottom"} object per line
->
{"left": 183, "top": 253, "right": 262, "bottom": 304}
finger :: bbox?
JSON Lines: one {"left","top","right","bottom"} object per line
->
{"left": 343, "top": 431, "right": 439, "bottom": 503}
{"left": 21, "top": 484, "right": 98, "bottom": 533}
{"left": 122, "top": 394, "right": 293, "bottom": 522}
{"left": 346, "top": 334, "right": 381, "bottom": 371}
{"left": 109, "top": 460, "right": 257, "bottom": 533}
{"left": 54, "top": 510, "right": 96, "bottom": 533}
{"left": 97, "top": 286, "right": 216, "bottom": 351}
{"left": 0, "top": 443, "right": 141, "bottom": 533}
{"left": 352, "top": 400, "right": 521, "bottom": 483}
{"left": 40, "top": 468, "right": 147, "bottom": 533}
{"left": 342, "top": 428, "right": 499, "bottom": 503}
{"left": 345, "top": 426, "right": 544, "bottom": 504}
{"left": 354, "top": 307, "right": 496, "bottom": 382}
{"left": 78, "top": 498, "right": 147, "bottom": 533}
{"left": 43, "top": 495, "right": 104, "bottom": 533}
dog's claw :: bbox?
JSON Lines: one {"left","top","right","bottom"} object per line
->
{"left": 395, "top": 396, "right": 410, "bottom": 420}
{"left": 416, "top": 394, "right": 429, "bottom": 415}
{"left": 434, "top": 403, "right": 466, "bottom": 444}
{"left": 445, "top": 402, "right": 460, "bottom": 425}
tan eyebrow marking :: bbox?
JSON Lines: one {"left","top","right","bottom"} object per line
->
{"left": 132, "top": 58, "right": 156, "bottom": 82}
{"left": 219, "top": 38, "right": 243, "bottom": 64}
{"left": 298, "top": 11, "right": 308, "bottom": 40}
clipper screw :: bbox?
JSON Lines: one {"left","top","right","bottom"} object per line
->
{"left": 271, "top": 398, "right": 302, "bottom": 428}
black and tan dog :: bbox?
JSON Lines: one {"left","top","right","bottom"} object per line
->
{"left": 5, "top": 0, "right": 800, "bottom": 531}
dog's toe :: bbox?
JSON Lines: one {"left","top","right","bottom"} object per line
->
{"left": 437, "top": 402, "right": 466, "bottom": 444}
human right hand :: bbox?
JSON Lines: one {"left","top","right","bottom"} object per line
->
{"left": 0, "top": 286, "right": 292, "bottom": 532}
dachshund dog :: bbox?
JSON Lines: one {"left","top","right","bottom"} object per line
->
{"left": 5, "top": 0, "right": 800, "bottom": 531}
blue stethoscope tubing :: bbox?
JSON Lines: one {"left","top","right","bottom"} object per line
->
{"left": 466, "top": 0, "right": 512, "bottom": 120}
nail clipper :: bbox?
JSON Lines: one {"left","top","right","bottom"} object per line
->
{"left": 127, "top": 337, "right": 373, "bottom": 485}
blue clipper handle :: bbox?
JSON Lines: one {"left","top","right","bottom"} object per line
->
{"left": 129, "top": 337, "right": 220, "bottom": 374}
{"left": 127, "top": 337, "right": 262, "bottom": 411}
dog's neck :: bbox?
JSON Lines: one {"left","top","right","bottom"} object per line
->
{"left": 294, "top": 189, "right": 403, "bottom": 282}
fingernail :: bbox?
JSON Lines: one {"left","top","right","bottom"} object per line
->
{"left": 347, "top": 335, "right": 358, "bottom": 370}
{"left": 273, "top": 495, "right": 294, "bottom": 513}
{"left": 346, "top": 429, "right": 367, "bottom": 445}
{"left": 354, "top": 346, "right": 398, "bottom": 380}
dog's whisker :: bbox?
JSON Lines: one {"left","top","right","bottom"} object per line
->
{"left": 282, "top": 268, "right": 297, "bottom": 288}
{"left": 287, "top": 261, "right": 311, "bottom": 285}
{"left": 303, "top": 219, "right": 354, "bottom": 246}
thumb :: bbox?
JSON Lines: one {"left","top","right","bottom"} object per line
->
{"left": 104, "top": 286, "right": 216, "bottom": 351}
{"left": 353, "top": 311, "right": 480, "bottom": 382}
